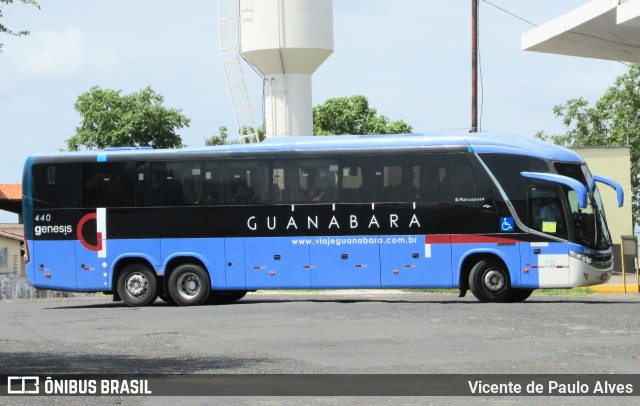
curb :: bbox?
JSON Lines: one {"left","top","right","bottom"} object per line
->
{"left": 589, "top": 284, "right": 640, "bottom": 294}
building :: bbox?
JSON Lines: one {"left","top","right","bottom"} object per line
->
{"left": 0, "top": 184, "right": 22, "bottom": 223}
{"left": 0, "top": 230, "right": 25, "bottom": 276}
{"left": 572, "top": 147, "right": 633, "bottom": 271}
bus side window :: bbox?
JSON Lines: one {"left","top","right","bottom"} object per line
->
{"left": 340, "top": 159, "right": 383, "bottom": 203}
{"left": 82, "top": 162, "right": 135, "bottom": 208}
{"left": 225, "top": 161, "right": 269, "bottom": 205}
{"left": 382, "top": 164, "right": 405, "bottom": 202}
{"left": 203, "top": 163, "right": 224, "bottom": 205}
{"left": 178, "top": 163, "right": 203, "bottom": 206}
{"left": 297, "top": 159, "right": 338, "bottom": 203}
{"left": 528, "top": 187, "right": 568, "bottom": 239}
{"left": 32, "top": 163, "right": 82, "bottom": 209}
{"left": 139, "top": 162, "right": 202, "bottom": 207}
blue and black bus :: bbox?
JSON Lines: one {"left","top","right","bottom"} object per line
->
{"left": 21, "top": 133, "right": 624, "bottom": 305}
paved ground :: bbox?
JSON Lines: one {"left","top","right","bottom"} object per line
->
{"left": 1, "top": 290, "right": 639, "bottom": 405}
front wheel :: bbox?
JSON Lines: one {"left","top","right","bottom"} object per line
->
{"left": 117, "top": 263, "right": 158, "bottom": 307}
{"left": 469, "top": 258, "right": 512, "bottom": 302}
{"left": 168, "top": 264, "right": 211, "bottom": 306}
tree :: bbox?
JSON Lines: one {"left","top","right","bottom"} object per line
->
{"left": 536, "top": 64, "right": 640, "bottom": 224}
{"left": 67, "top": 86, "right": 190, "bottom": 150}
{"left": 204, "top": 126, "right": 265, "bottom": 146}
{"left": 0, "top": 0, "right": 39, "bottom": 51}
{"left": 313, "top": 95, "right": 413, "bottom": 135}
{"left": 205, "top": 126, "right": 231, "bottom": 146}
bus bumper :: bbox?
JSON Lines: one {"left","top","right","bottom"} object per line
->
{"left": 568, "top": 256, "right": 612, "bottom": 287}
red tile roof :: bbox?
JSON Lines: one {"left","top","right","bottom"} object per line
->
{"left": 0, "top": 184, "right": 21, "bottom": 201}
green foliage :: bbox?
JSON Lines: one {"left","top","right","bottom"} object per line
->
{"left": 240, "top": 125, "right": 265, "bottom": 143}
{"left": 204, "top": 125, "right": 265, "bottom": 146}
{"left": 210, "top": 95, "right": 412, "bottom": 146}
{"left": 67, "top": 86, "right": 190, "bottom": 151}
{"left": 205, "top": 126, "right": 231, "bottom": 146}
{"left": 0, "top": 0, "right": 40, "bottom": 51}
{"left": 313, "top": 95, "right": 413, "bottom": 135}
{"left": 536, "top": 64, "right": 640, "bottom": 224}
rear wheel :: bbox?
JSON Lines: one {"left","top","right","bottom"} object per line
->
{"left": 168, "top": 264, "right": 211, "bottom": 306}
{"left": 117, "top": 263, "right": 158, "bottom": 307}
{"left": 209, "top": 290, "right": 247, "bottom": 305}
{"left": 469, "top": 258, "right": 512, "bottom": 302}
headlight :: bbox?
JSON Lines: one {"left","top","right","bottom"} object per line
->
{"left": 569, "top": 250, "right": 593, "bottom": 265}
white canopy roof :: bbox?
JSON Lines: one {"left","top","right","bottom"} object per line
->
{"left": 521, "top": 0, "right": 640, "bottom": 63}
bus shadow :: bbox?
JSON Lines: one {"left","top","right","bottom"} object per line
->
{"left": 233, "top": 297, "right": 638, "bottom": 305}
{"left": 44, "top": 295, "right": 639, "bottom": 309}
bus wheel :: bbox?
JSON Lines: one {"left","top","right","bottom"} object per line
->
{"left": 469, "top": 258, "right": 512, "bottom": 302}
{"left": 507, "top": 288, "right": 534, "bottom": 302}
{"left": 168, "top": 264, "right": 211, "bottom": 306}
{"left": 209, "top": 290, "right": 247, "bottom": 305}
{"left": 117, "top": 264, "right": 158, "bottom": 307}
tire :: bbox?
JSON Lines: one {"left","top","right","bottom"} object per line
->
{"left": 469, "top": 258, "right": 512, "bottom": 302}
{"left": 168, "top": 264, "right": 211, "bottom": 306}
{"left": 209, "top": 290, "right": 247, "bottom": 305}
{"left": 117, "top": 263, "right": 158, "bottom": 307}
{"left": 507, "top": 288, "right": 534, "bottom": 302}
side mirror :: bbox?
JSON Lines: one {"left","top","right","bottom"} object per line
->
{"left": 591, "top": 175, "right": 624, "bottom": 207}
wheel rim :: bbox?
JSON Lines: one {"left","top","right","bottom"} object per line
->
{"left": 176, "top": 272, "right": 201, "bottom": 299}
{"left": 126, "top": 272, "right": 148, "bottom": 298}
{"left": 482, "top": 268, "right": 506, "bottom": 293}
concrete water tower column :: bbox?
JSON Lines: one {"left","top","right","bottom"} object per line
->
{"left": 240, "top": 0, "right": 334, "bottom": 138}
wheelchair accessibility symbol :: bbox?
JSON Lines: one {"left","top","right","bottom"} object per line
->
{"left": 500, "top": 217, "right": 514, "bottom": 232}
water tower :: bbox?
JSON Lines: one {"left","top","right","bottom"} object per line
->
{"left": 240, "top": 0, "right": 334, "bottom": 138}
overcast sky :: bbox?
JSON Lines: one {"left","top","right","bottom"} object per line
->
{"left": 0, "top": 0, "right": 630, "bottom": 222}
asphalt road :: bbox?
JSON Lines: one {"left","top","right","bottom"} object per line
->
{"left": 1, "top": 290, "right": 639, "bottom": 405}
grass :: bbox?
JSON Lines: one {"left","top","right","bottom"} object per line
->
{"left": 532, "top": 288, "right": 594, "bottom": 297}
{"left": 258, "top": 288, "right": 596, "bottom": 296}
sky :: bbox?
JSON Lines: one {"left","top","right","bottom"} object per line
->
{"left": 0, "top": 0, "right": 631, "bottom": 223}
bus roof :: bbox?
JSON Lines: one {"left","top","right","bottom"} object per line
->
{"left": 28, "top": 133, "right": 584, "bottom": 163}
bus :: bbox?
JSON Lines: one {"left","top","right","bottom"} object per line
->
{"left": 21, "top": 133, "right": 624, "bottom": 306}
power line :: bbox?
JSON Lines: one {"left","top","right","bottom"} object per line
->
{"left": 481, "top": 0, "right": 537, "bottom": 27}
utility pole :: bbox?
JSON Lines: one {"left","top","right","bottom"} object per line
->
{"left": 471, "top": 0, "right": 478, "bottom": 133}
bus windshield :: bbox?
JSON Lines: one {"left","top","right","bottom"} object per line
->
{"left": 556, "top": 163, "right": 612, "bottom": 250}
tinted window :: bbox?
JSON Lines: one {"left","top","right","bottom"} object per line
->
{"left": 339, "top": 156, "right": 383, "bottom": 203}
{"left": 82, "top": 162, "right": 135, "bottom": 208}
{"left": 224, "top": 160, "right": 269, "bottom": 205}
{"left": 203, "top": 161, "right": 225, "bottom": 205}
{"left": 138, "top": 161, "right": 203, "bottom": 207}
{"left": 480, "top": 153, "right": 549, "bottom": 225}
{"left": 298, "top": 159, "right": 338, "bottom": 203}
{"left": 32, "top": 163, "right": 82, "bottom": 209}
{"left": 411, "top": 153, "right": 493, "bottom": 207}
